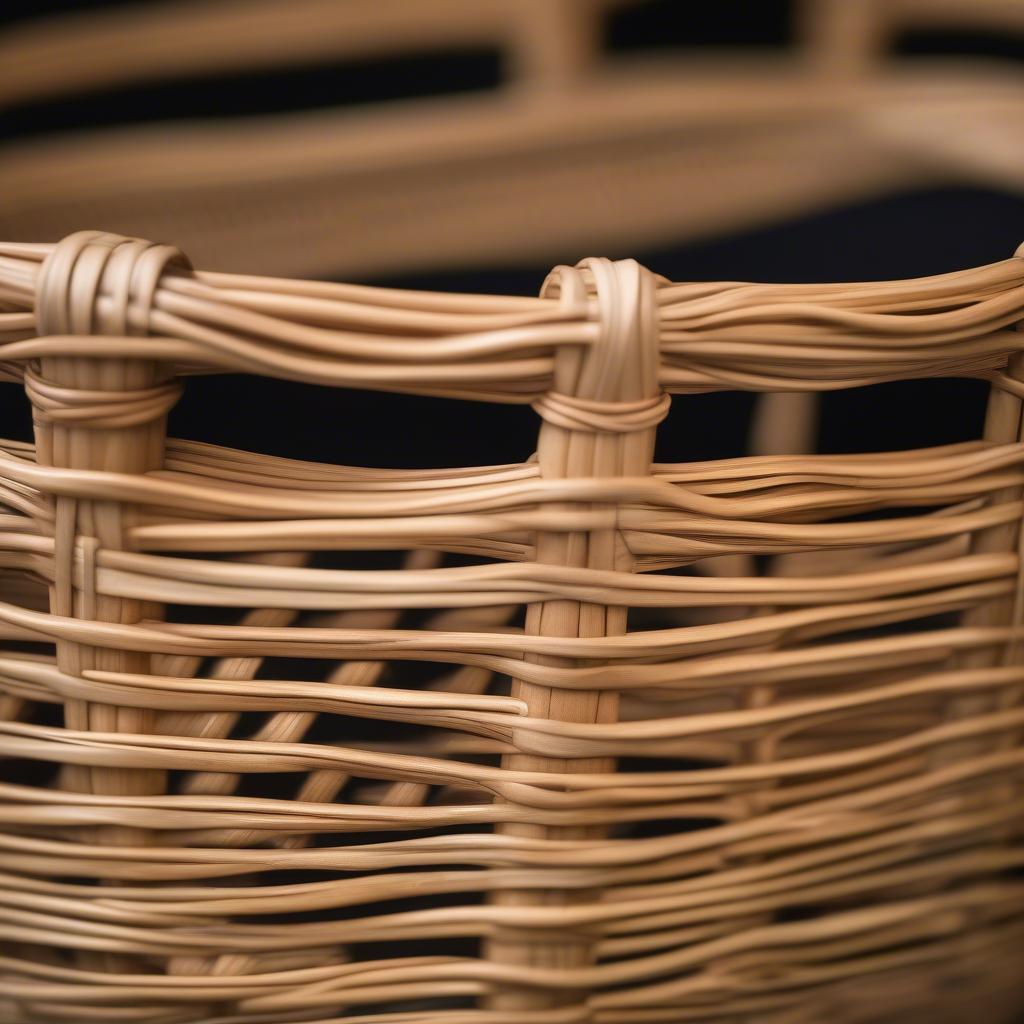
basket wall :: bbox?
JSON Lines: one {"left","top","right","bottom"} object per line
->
{"left": 0, "top": 231, "right": 1023, "bottom": 1022}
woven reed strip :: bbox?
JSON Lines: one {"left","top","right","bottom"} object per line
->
{"left": 0, "top": 232, "right": 1023, "bottom": 1021}
{"left": 4, "top": 237, "right": 1024, "bottom": 395}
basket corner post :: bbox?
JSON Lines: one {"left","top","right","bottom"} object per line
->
{"left": 484, "top": 258, "right": 667, "bottom": 1012}
{"left": 26, "top": 232, "right": 187, "bottom": 851}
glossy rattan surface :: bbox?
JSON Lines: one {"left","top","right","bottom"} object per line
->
{"left": 0, "top": 231, "right": 1023, "bottom": 1022}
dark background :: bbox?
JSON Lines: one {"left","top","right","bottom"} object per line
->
{"left": 2, "top": 0, "right": 1023, "bottom": 470}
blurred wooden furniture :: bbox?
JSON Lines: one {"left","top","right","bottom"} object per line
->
{"left": 1, "top": 0, "right": 1023, "bottom": 278}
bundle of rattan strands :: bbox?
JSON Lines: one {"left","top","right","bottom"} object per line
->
{"left": 0, "top": 230, "right": 1023, "bottom": 1023}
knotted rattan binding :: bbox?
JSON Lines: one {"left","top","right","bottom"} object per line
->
{"left": 1, "top": 230, "right": 1024, "bottom": 1022}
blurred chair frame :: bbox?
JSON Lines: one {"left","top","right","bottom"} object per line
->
{"left": 0, "top": 0, "right": 1022, "bottom": 278}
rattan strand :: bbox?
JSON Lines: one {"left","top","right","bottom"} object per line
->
{"left": 0, "top": 231, "right": 1022, "bottom": 1022}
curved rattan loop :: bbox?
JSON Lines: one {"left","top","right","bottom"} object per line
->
{"left": 35, "top": 229, "right": 192, "bottom": 337}
{"left": 540, "top": 258, "right": 663, "bottom": 412}
{"left": 533, "top": 258, "right": 668, "bottom": 433}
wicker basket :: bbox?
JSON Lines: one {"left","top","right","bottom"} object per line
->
{"left": 1, "top": 230, "right": 1023, "bottom": 1023}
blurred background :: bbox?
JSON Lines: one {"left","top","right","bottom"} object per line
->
{"left": 2, "top": 0, "right": 1024, "bottom": 472}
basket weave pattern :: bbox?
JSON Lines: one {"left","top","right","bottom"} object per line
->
{"left": 1, "top": 231, "right": 1024, "bottom": 1021}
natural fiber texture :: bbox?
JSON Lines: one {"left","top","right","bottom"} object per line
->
{"left": 0, "top": 230, "right": 1023, "bottom": 1022}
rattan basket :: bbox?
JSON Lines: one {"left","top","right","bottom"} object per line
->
{"left": 1, "top": 230, "right": 1023, "bottom": 1023}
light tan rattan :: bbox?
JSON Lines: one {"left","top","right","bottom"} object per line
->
{"left": 0, "top": 230, "right": 1023, "bottom": 1022}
